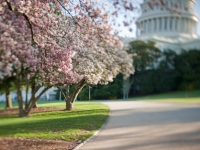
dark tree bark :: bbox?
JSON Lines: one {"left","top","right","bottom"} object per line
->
{"left": 5, "top": 89, "right": 12, "bottom": 109}
{"left": 32, "top": 102, "right": 37, "bottom": 108}
{"left": 66, "top": 79, "right": 86, "bottom": 110}
{"left": 66, "top": 99, "right": 73, "bottom": 110}
{"left": 31, "top": 83, "right": 37, "bottom": 108}
{"left": 58, "top": 78, "right": 86, "bottom": 110}
{"left": 16, "top": 74, "right": 50, "bottom": 117}
{"left": 16, "top": 72, "right": 24, "bottom": 117}
{"left": 25, "top": 74, "right": 29, "bottom": 109}
{"left": 24, "top": 86, "right": 50, "bottom": 116}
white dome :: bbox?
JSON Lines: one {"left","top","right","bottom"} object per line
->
{"left": 135, "top": 0, "right": 200, "bottom": 52}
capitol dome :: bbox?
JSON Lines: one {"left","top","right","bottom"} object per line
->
{"left": 135, "top": 0, "right": 200, "bottom": 52}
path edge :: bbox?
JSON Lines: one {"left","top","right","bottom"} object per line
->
{"left": 72, "top": 109, "right": 111, "bottom": 150}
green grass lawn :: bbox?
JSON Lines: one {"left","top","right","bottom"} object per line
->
{"left": 0, "top": 101, "right": 109, "bottom": 141}
{"left": 0, "top": 101, "right": 18, "bottom": 109}
{"left": 129, "top": 89, "right": 200, "bottom": 104}
{"left": 0, "top": 100, "right": 67, "bottom": 109}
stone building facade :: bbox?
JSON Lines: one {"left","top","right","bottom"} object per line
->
{"left": 135, "top": 0, "right": 200, "bottom": 52}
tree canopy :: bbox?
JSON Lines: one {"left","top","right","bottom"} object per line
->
{"left": 0, "top": 0, "right": 135, "bottom": 116}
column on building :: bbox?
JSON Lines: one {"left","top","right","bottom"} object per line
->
{"left": 143, "top": 21, "right": 145, "bottom": 34}
{"left": 156, "top": 18, "right": 159, "bottom": 32}
{"left": 143, "top": 20, "right": 145, "bottom": 34}
{"left": 172, "top": 17, "right": 175, "bottom": 31}
{"left": 152, "top": 18, "right": 155, "bottom": 33}
{"left": 184, "top": 18, "right": 187, "bottom": 33}
{"left": 142, "top": 20, "right": 145, "bottom": 34}
{"left": 160, "top": 18, "right": 162, "bottom": 31}
{"left": 183, "top": 18, "right": 187, "bottom": 33}
{"left": 149, "top": 19, "right": 151, "bottom": 33}
{"left": 170, "top": 17, "right": 173, "bottom": 31}
{"left": 192, "top": 20, "right": 195, "bottom": 34}
{"left": 178, "top": 17, "right": 182, "bottom": 32}
{"left": 186, "top": 18, "right": 189, "bottom": 33}
{"left": 191, "top": 19, "right": 194, "bottom": 34}
{"left": 170, "top": 17, "right": 174, "bottom": 31}
{"left": 191, "top": 20, "right": 193, "bottom": 34}
{"left": 151, "top": 19, "right": 154, "bottom": 33}
{"left": 149, "top": 19, "right": 152, "bottom": 33}
{"left": 141, "top": 21, "right": 143, "bottom": 34}
{"left": 175, "top": 17, "right": 178, "bottom": 31}
{"left": 191, "top": 20, "right": 195, "bottom": 34}
{"left": 154, "top": 18, "right": 157, "bottom": 32}
{"left": 164, "top": 17, "right": 167, "bottom": 31}
{"left": 187, "top": 19, "right": 192, "bottom": 34}
{"left": 174, "top": 17, "right": 177, "bottom": 31}
{"left": 189, "top": 19, "right": 192, "bottom": 34}
{"left": 139, "top": 21, "right": 143, "bottom": 35}
{"left": 181, "top": 18, "right": 185, "bottom": 33}
{"left": 167, "top": 17, "right": 171, "bottom": 31}
{"left": 145, "top": 20, "right": 147, "bottom": 33}
{"left": 182, "top": 18, "right": 185, "bottom": 33}
{"left": 162, "top": 17, "right": 165, "bottom": 31}
{"left": 179, "top": 18, "right": 182, "bottom": 32}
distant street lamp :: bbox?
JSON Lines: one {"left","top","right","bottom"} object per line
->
{"left": 88, "top": 85, "right": 91, "bottom": 101}
{"left": 59, "top": 91, "right": 61, "bottom": 101}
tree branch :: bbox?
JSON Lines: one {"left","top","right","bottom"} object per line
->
{"left": 57, "top": 0, "right": 81, "bottom": 27}
{"left": 22, "top": 14, "right": 37, "bottom": 45}
{"left": 5, "top": 0, "right": 37, "bottom": 45}
{"left": 57, "top": 86, "right": 67, "bottom": 100}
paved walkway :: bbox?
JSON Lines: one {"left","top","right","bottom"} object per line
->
{"left": 79, "top": 101, "right": 200, "bottom": 150}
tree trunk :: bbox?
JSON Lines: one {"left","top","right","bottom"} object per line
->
{"left": 66, "top": 99, "right": 73, "bottom": 110}
{"left": 5, "top": 89, "right": 12, "bottom": 109}
{"left": 31, "top": 84, "right": 37, "bottom": 108}
{"left": 24, "top": 86, "right": 50, "bottom": 116}
{"left": 65, "top": 79, "right": 86, "bottom": 110}
{"left": 16, "top": 73, "right": 24, "bottom": 117}
{"left": 32, "top": 101, "right": 37, "bottom": 108}
{"left": 25, "top": 74, "right": 29, "bottom": 109}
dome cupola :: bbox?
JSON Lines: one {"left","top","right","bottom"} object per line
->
{"left": 136, "top": 0, "right": 199, "bottom": 39}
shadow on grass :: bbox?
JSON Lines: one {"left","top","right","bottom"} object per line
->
{"left": 0, "top": 109, "right": 109, "bottom": 138}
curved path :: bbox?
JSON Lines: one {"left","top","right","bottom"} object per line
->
{"left": 79, "top": 101, "right": 200, "bottom": 150}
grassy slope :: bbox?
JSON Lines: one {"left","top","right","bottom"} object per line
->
{"left": 0, "top": 101, "right": 109, "bottom": 141}
{"left": 129, "top": 89, "right": 200, "bottom": 104}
